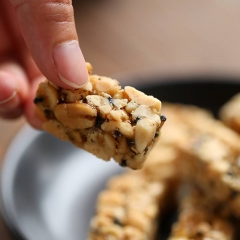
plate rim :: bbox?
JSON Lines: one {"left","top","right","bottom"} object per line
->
{"left": 1, "top": 124, "right": 41, "bottom": 239}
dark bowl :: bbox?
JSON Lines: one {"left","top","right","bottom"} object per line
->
{"left": 136, "top": 76, "right": 240, "bottom": 117}
{"left": 1, "top": 76, "right": 240, "bottom": 240}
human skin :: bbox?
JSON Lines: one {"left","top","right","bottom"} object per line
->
{"left": 0, "top": 0, "right": 88, "bottom": 129}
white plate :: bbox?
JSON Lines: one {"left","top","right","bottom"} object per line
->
{"left": 1, "top": 125, "right": 123, "bottom": 240}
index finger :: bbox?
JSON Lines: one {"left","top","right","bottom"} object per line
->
{"left": 9, "top": 0, "right": 88, "bottom": 89}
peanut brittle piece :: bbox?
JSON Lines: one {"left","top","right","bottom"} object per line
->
{"left": 161, "top": 103, "right": 240, "bottom": 218}
{"left": 163, "top": 103, "right": 240, "bottom": 156}
{"left": 87, "top": 171, "right": 171, "bottom": 240}
{"left": 169, "top": 190, "right": 235, "bottom": 240}
{"left": 34, "top": 63, "right": 164, "bottom": 169}
{"left": 87, "top": 138, "right": 181, "bottom": 240}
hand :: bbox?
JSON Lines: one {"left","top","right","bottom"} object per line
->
{"left": 0, "top": 0, "right": 88, "bottom": 129}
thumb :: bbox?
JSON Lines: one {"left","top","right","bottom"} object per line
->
{"left": 10, "top": 0, "right": 88, "bottom": 89}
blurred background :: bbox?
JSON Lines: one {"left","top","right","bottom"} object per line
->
{"left": 1, "top": 0, "right": 240, "bottom": 238}
{"left": 74, "top": 0, "right": 240, "bottom": 78}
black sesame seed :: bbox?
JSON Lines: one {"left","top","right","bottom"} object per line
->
{"left": 44, "top": 109, "right": 51, "bottom": 118}
{"left": 60, "top": 93, "right": 67, "bottom": 102}
{"left": 113, "top": 218, "right": 123, "bottom": 226}
{"left": 33, "top": 97, "right": 44, "bottom": 104}
{"left": 119, "top": 159, "right": 127, "bottom": 167}
{"left": 108, "top": 97, "right": 114, "bottom": 105}
{"left": 79, "top": 94, "right": 84, "bottom": 100}
{"left": 144, "top": 147, "right": 149, "bottom": 153}
{"left": 127, "top": 139, "right": 135, "bottom": 147}
{"left": 154, "top": 131, "right": 159, "bottom": 138}
{"left": 96, "top": 116, "right": 105, "bottom": 128}
{"left": 114, "top": 130, "right": 122, "bottom": 137}
{"left": 130, "top": 148, "right": 137, "bottom": 155}
{"left": 160, "top": 115, "right": 167, "bottom": 122}
{"left": 227, "top": 170, "right": 234, "bottom": 176}
{"left": 134, "top": 116, "right": 141, "bottom": 124}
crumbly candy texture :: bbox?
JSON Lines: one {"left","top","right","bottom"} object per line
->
{"left": 87, "top": 131, "right": 181, "bottom": 240}
{"left": 169, "top": 190, "right": 235, "bottom": 240}
{"left": 87, "top": 171, "right": 170, "bottom": 240}
{"left": 219, "top": 93, "right": 240, "bottom": 134}
{"left": 162, "top": 103, "right": 240, "bottom": 218}
{"left": 34, "top": 63, "right": 164, "bottom": 169}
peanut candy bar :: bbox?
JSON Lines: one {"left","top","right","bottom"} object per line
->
{"left": 87, "top": 171, "right": 171, "bottom": 240}
{"left": 87, "top": 139, "right": 180, "bottom": 240}
{"left": 162, "top": 104, "right": 240, "bottom": 217}
{"left": 162, "top": 103, "right": 240, "bottom": 156}
{"left": 34, "top": 63, "right": 164, "bottom": 169}
{"left": 219, "top": 93, "right": 240, "bottom": 134}
{"left": 169, "top": 190, "right": 235, "bottom": 240}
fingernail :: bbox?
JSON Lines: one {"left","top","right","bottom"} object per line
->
{"left": 53, "top": 41, "right": 88, "bottom": 89}
{"left": 0, "top": 90, "right": 20, "bottom": 112}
